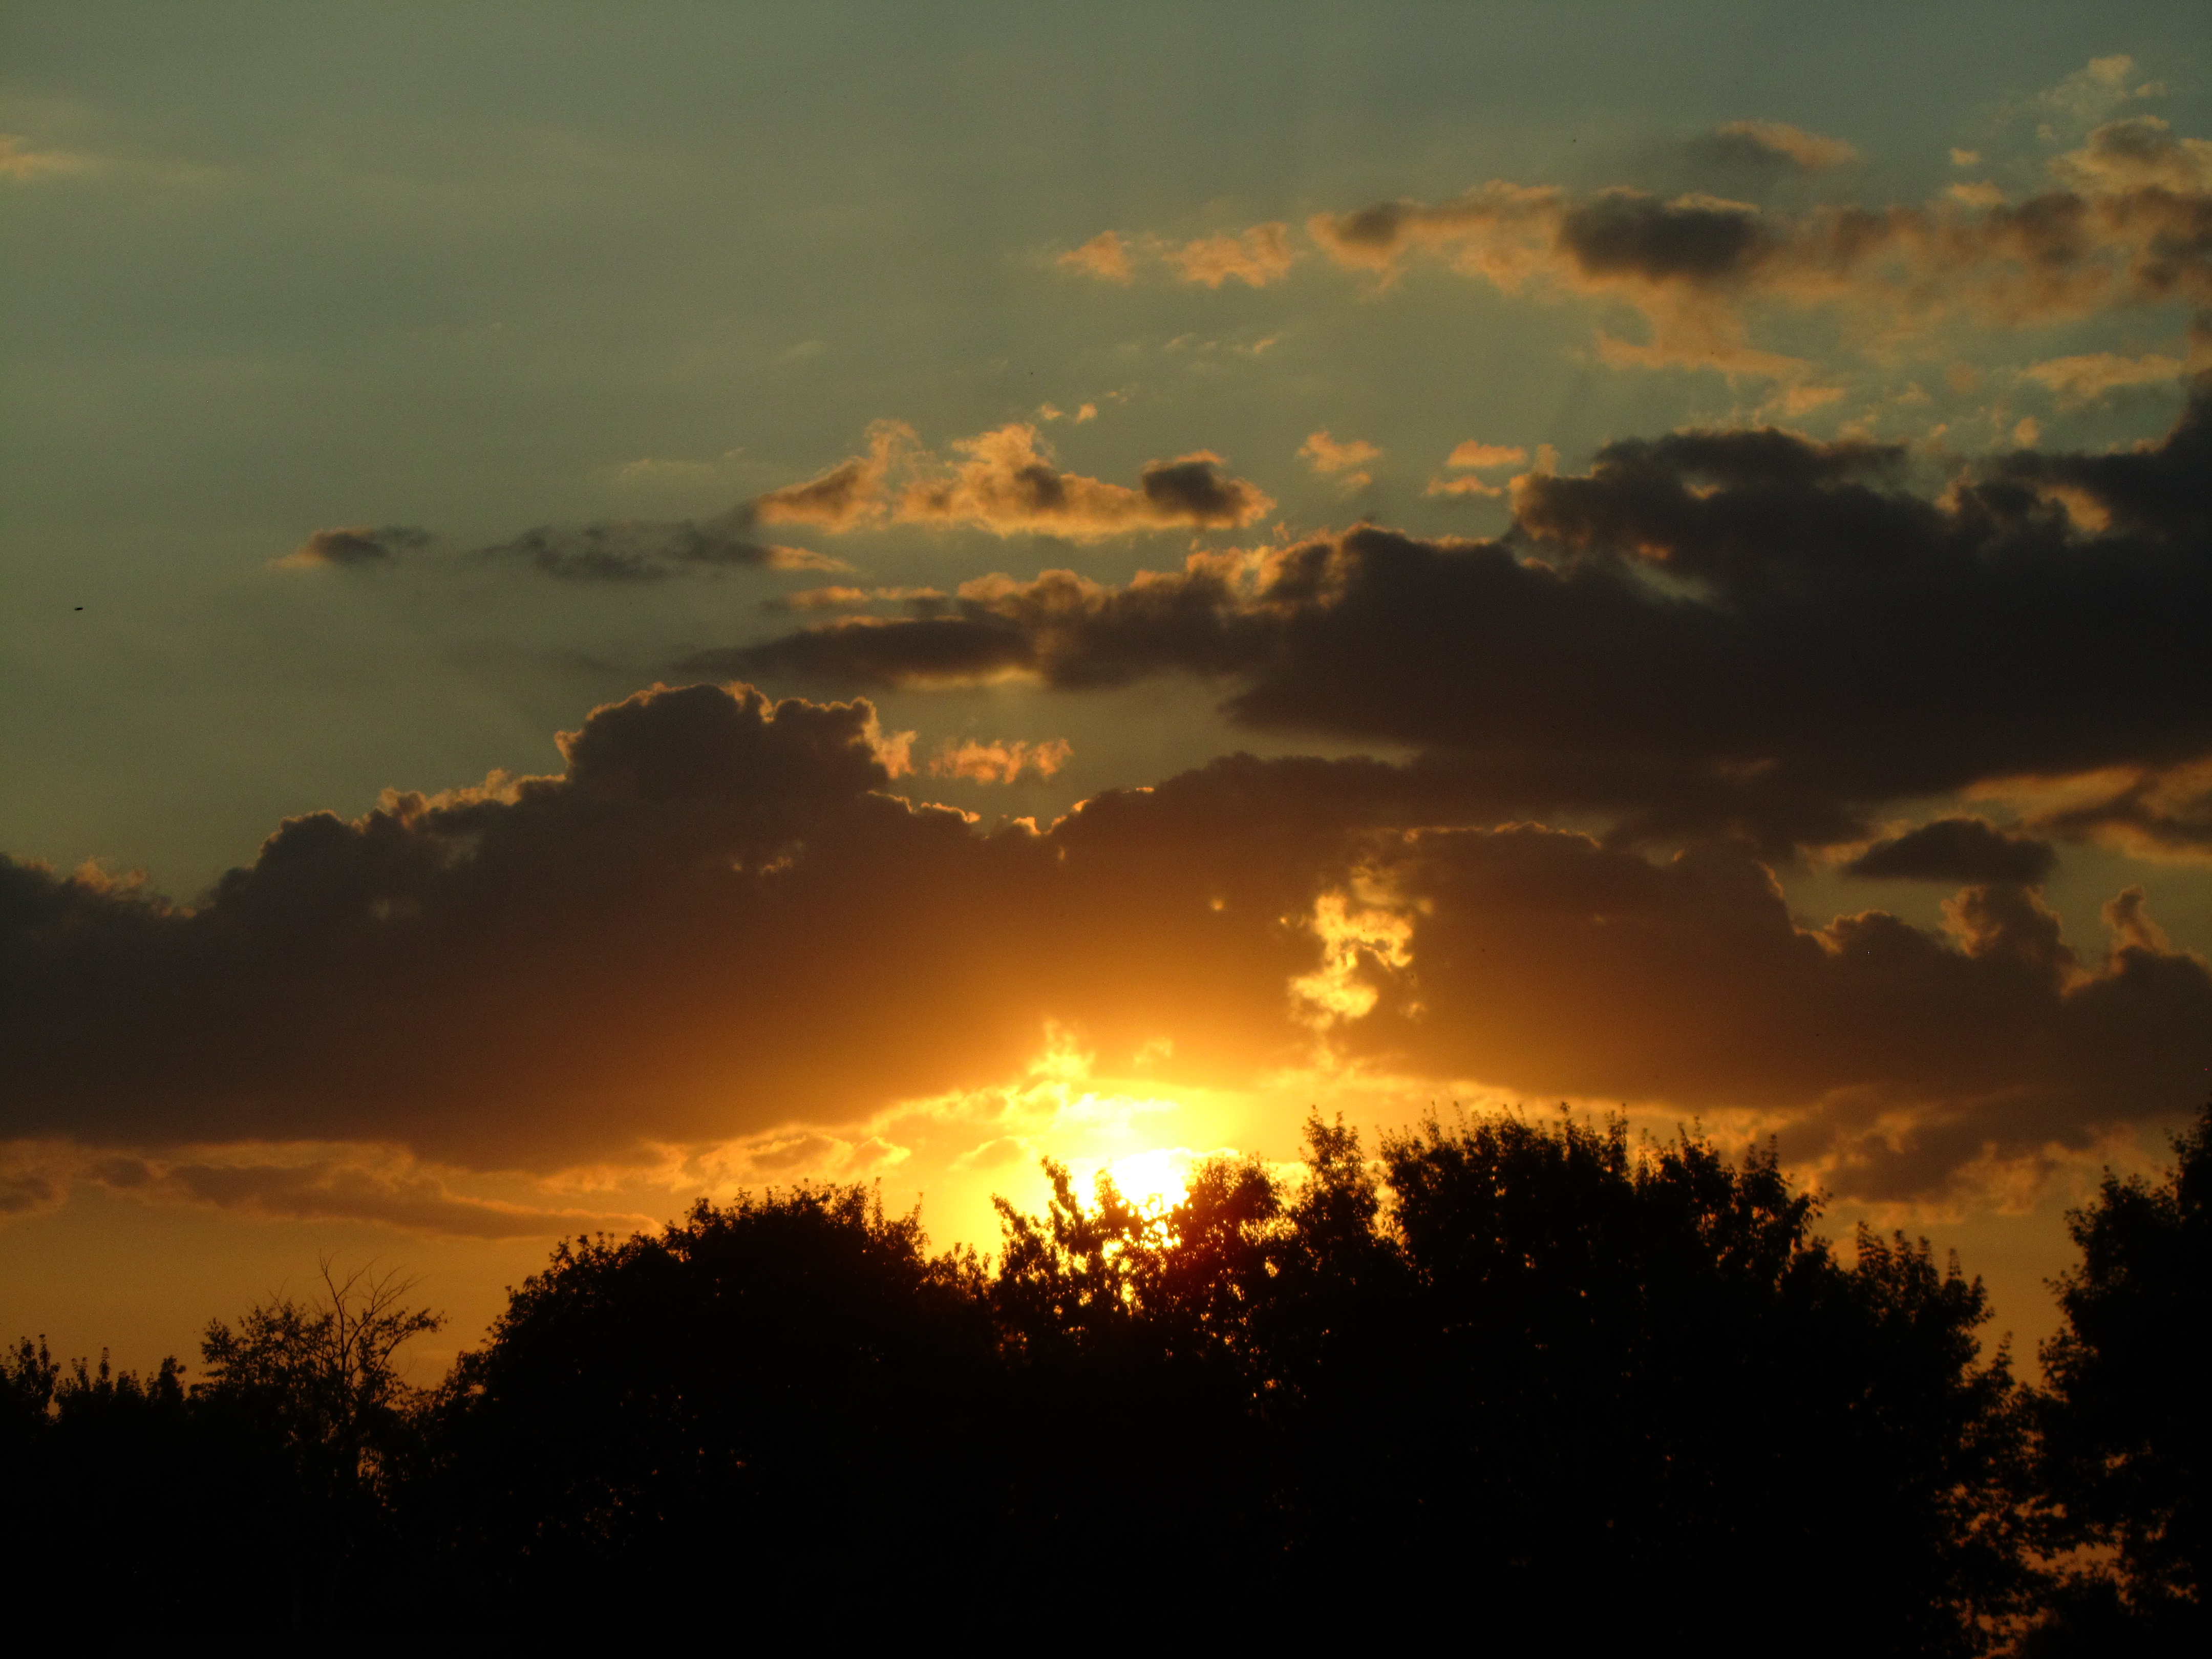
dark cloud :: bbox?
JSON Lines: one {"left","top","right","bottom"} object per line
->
{"left": 478, "top": 513, "right": 845, "bottom": 582}
{"left": 280, "top": 511, "right": 843, "bottom": 583}
{"left": 1345, "top": 827, "right": 2209, "bottom": 1203}
{"left": 2, "top": 688, "right": 2204, "bottom": 1203}
{"left": 1845, "top": 818, "right": 2058, "bottom": 886}
{"left": 1558, "top": 188, "right": 1772, "bottom": 284}
{"left": 81, "top": 1152, "right": 644, "bottom": 1239}
{"left": 274, "top": 525, "right": 432, "bottom": 569}
{"left": 726, "top": 387, "right": 2212, "bottom": 851}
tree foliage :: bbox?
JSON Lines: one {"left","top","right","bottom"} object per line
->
{"left": 16, "top": 1103, "right": 2204, "bottom": 1649}
{"left": 2028, "top": 1099, "right": 2209, "bottom": 1650}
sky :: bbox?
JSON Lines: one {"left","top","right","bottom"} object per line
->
{"left": 4, "top": 1, "right": 2209, "bottom": 1380}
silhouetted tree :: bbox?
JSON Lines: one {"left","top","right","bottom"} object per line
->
{"left": 1, "top": 1265, "right": 440, "bottom": 1633}
{"left": 1002, "top": 1110, "right": 2034, "bottom": 1650}
{"left": 193, "top": 1260, "right": 443, "bottom": 1631}
{"left": 422, "top": 1185, "right": 999, "bottom": 1625}
{"left": 2027, "top": 1099, "right": 2210, "bottom": 1651}
{"left": 0, "top": 1339, "right": 204, "bottom": 1623}
{"left": 6, "top": 1109, "right": 2058, "bottom": 1646}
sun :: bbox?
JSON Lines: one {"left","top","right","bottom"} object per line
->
{"left": 1099, "top": 1147, "right": 1195, "bottom": 1214}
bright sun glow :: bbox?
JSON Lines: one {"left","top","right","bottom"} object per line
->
{"left": 1097, "top": 1146, "right": 1197, "bottom": 1213}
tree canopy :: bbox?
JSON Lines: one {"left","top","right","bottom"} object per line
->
{"left": 9, "top": 1104, "right": 2203, "bottom": 1649}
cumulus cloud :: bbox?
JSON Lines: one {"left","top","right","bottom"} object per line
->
{"left": 2, "top": 689, "right": 2202, "bottom": 1206}
{"left": 727, "top": 385, "right": 2212, "bottom": 851}
{"left": 1690, "top": 120, "right": 1858, "bottom": 173}
{"left": 2049, "top": 115, "right": 2212, "bottom": 194}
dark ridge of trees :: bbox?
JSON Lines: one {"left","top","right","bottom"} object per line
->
{"left": 5, "top": 1104, "right": 2204, "bottom": 1649}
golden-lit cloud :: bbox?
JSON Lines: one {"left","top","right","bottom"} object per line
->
{"left": 754, "top": 419, "right": 917, "bottom": 529}
{"left": 763, "top": 585, "right": 946, "bottom": 613}
{"left": 1059, "top": 222, "right": 1298, "bottom": 288}
{"left": 1428, "top": 439, "right": 1527, "bottom": 496}
{"left": 895, "top": 423, "right": 1273, "bottom": 538}
{"left": 1057, "top": 230, "right": 1134, "bottom": 283}
{"left": 926, "top": 737, "right": 1072, "bottom": 784}
{"left": 1163, "top": 223, "right": 1298, "bottom": 288}
{"left": 1445, "top": 440, "right": 1528, "bottom": 470}
{"left": 1298, "top": 429, "right": 1380, "bottom": 491}
{"left": 1287, "top": 111, "right": 2212, "bottom": 378}
{"left": 2022, "top": 349, "right": 2188, "bottom": 406}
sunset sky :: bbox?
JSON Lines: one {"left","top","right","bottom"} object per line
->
{"left": 5, "top": 1, "right": 2209, "bottom": 1380}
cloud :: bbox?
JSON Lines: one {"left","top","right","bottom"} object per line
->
{"left": 1301, "top": 125, "right": 2212, "bottom": 376}
{"left": 1059, "top": 223, "right": 1298, "bottom": 288}
{"left": 1058, "top": 230, "right": 1134, "bottom": 282}
{"left": 2011, "top": 758, "right": 2212, "bottom": 859}
{"left": 1445, "top": 440, "right": 1528, "bottom": 471}
{"left": 2050, "top": 115, "right": 2212, "bottom": 194}
{"left": 926, "top": 737, "right": 1073, "bottom": 784}
{"left": 290, "top": 417, "right": 1266, "bottom": 584}
{"left": 753, "top": 420, "right": 914, "bottom": 530}
{"left": 895, "top": 424, "right": 1273, "bottom": 538}
{"left": 1429, "top": 439, "right": 1527, "bottom": 497}
{"left": 95, "top": 1147, "right": 648, "bottom": 1238}
{"left": 2038, "top": 55, "right": 2164, "bottom": 125}
{"left": 763, "top": 585, "right": 946, "bottom": 614}
{"left": 728, "top": 385, "right": 2212, "bottom": 851}
{"left": 2022, "top": 349, "right": 2187, "bottom": 406}
{"left": 1690, "top": 120, "right": 1858, "bottom": 173}
{"left": 615, "top": 449, "right": 745, "bottom": 485}
{"left": 278, "top": 514, "right": 845, "bottom": 582}
{"left": 1338, "top": 823, "right": 2209, "bottom": 1202}
{"left": 0, "top": 135, "right": 93, "bottom": 181}
{"left": 1298, "top": 430, "right": 1380, "bottom": 490}
{"left": 273, "top": 525, "right": 433, "bottom": 569}
{"left": 480, "top": 515, "right": 847, "bottom": 581}
{"left": 2, "top": 694, "right": 2202, "bottom": 1205}
{"left": 1163, "top": 223, "right": 1298, "bottom": 288}
{"left": 1844, "top": 818, "right": 2058, "bottom": 885}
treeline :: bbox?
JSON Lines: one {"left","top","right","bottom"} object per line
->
{"left": 5, "top": 1108, "right": 2203, "bottom": 1650}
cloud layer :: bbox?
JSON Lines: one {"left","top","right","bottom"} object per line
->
{"left": 3, "top": 682, "right": 2205, "bottom": 1208}
{"left": 724, "top": 384, "right": 2212, "bottom": 852}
